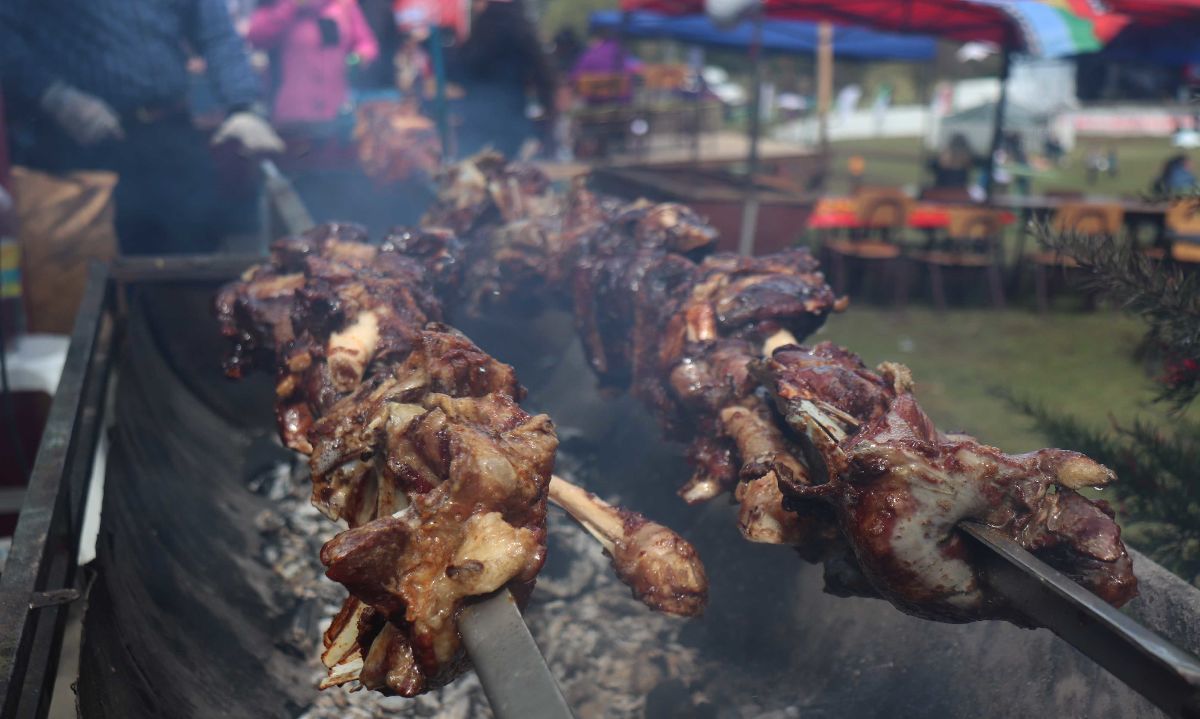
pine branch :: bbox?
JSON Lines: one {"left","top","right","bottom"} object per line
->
{"left": 997, "top": 388, "right": 1200, "bottom": 585}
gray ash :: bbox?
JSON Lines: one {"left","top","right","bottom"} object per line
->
{"left": 249, "top": 446, "right": 801, "bottom": 719}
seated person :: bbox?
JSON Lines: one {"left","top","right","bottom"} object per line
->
{"left": 926, "top": 133, "right": 979, "bottom": 199}
{"left": 569, "top": 28, "right": 642, "bottom": 104}
{"left": 1153, "top": 154, "right": 1197, "bottom": 196}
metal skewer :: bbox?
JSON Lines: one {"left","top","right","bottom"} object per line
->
{"left": 459, "top": 590, "right": 576, "bottom": 719}
{"left": 962, "top": 520, "right": 1200, "bottom": 719}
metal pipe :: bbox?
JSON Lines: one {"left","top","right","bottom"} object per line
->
{"left": 983, "top": 49, "right": 1011, "bottom": 201}
{"left": 429, "top": 25, "right": 450, "bottom": 161}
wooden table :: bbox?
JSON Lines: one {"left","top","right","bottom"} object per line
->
{"left": 991, "top": 194, "right": 1169, "bottom": 291}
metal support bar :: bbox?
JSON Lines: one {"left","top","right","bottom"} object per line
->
{"left": 261, "top": 160, "right": 315, "bottom": 236}
{"left": 0, "top": 264, "right": 113, "bottom": 719}
{"left": 737, "top": 7, "right": 764, "bottom": 257}
{"left": 963, "top": 521, "right": 1200, "bottom": 719}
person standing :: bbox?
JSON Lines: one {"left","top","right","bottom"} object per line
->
{"left": 448, "top": 0, "right": 557, "bottom": 158}
{"left": 0, "top": 0, "right": 285, "bottom": 255}
{"left": 247, "top": 0, "right": 379, "bottom": 125}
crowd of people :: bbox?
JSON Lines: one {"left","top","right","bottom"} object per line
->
{"left": 0, "top": 0, "right": 560, "bottom": 255}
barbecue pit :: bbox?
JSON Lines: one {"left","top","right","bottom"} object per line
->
{"left": 1, "top": 255, "right": 1200, "bottom": 719}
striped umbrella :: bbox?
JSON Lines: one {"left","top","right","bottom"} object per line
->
{"left": 621, "top": 0, "right": 1128, "bottom": 57}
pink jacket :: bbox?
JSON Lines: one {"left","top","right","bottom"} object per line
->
{"left": 248, "top": 0, "right": 379, "bottom": 124}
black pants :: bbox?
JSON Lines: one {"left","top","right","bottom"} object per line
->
{"left": 16, "top": 114, "right": 229, "bottom": 255}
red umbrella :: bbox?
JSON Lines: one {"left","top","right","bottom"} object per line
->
{"left": 763, "top": 0, "right": 1015, "bottom": 44}
{"left": 1109, "top": 0, "right": 1200, "bottom": 24}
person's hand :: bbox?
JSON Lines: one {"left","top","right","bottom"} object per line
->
{"left": 212, "top": 111, "right": 285, "bottom": 154}
{"left": 40, "top": 82, "right": 124, "bottom": 146}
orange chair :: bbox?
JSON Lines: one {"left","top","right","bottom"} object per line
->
{"left": 573, "top": 72, "right": 634, "bottom": 103}
{"left": 640, "top": 63, "right": 689, "bottom": 92}
{"left": 909, "top": 207, "right": 1006, "bottom": 310}
{"left": 1166, "top": 200, "right": 1200, "bottom": 265}
{"left": 1030, "top": 202, "right": 1124, "bottom": 312}
{"left": 824, "top": 188, "right": 912, "bottom": 302}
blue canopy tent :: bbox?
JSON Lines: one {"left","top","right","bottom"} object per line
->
{"left": 588, "top": 9, "right": 938, "bottom": 60}
{"left": 587, "top": 9, "right": 936, "bottom": 253}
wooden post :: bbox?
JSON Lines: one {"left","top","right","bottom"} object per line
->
{"left": 737, "top": 7, "right": 765, "bottom": 256}
{"left": 816, "top": 21, "right": 833, "bottom": 150}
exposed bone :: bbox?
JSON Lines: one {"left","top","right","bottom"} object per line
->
{"left": 322, "top": 596, "right": 369, "bottom": 669}
{"left": 548, "top": 475, "right": 707, "bottom": 617}
{"left": 735, "top": 473, "right": 804, "bottom": 545}
{"left": 319, "top": 657, "right": 365, "bottom": 689}
{"left": 328, "top": 309, "right": 380, "bottom": 392}
{"left": 762, "top": 329, "right": 798, "bottom": 357}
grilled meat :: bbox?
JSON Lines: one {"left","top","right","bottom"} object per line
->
{"left": 217, "top": 225, "right": 708, "bottom": 697}
{"left": 759, "top": 343, "right": 1137, "bottom": 621}
{"left": 419, "top": 152, "right": 1137, "bottom": 628}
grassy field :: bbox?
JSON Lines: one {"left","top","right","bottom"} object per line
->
{"left": 825, "top": 135, "right": 1186, "bottom": 197}
{"left": 814, "top": 306, "right": 1187, "bottom": 453}
{"left": 798, "top": 135, "right": 1194, "bottom": 455}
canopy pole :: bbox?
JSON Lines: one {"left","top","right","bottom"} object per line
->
{"left": 738, "top": 5, "right": 764, "bottom": 256}
{"left": 816, "top": 21, "right": 833, "bottom": 150}
{"left": 983, "top": 48, "right": 1011, "bottom": 201}
{"left": 746, "top": 8, "right": 763, "bottom": 181}
{"left": 429, "top": 25, "right": 450, "bottom": 162}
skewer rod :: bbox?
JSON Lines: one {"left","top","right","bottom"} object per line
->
{"left": 459, "top": 590, "right": 576, "bottom": 719}
{"left": 962, "top": 521, "right": 1200, "bottom": 719}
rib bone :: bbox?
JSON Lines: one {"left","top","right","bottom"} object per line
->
{"left": 548, "top": 475, "right": 707, "bottom": 617}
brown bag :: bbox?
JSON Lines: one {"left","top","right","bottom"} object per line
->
{"left": 11, "top": 166, "right": 118, "bottom": 334}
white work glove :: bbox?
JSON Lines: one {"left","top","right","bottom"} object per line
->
{"left": 212, "top": 111, "right": 285, "bottom": 154}
{"left": 40, "top": 82, "right": 125, "bottom": 146}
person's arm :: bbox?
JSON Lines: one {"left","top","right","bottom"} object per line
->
{"left": 343, "top": 0, "right": 379, "bottom": 65}
{"left": 245, "top": 0, "right": 300, "bottom": 49}
{"left": 0, "top": 0, "right": 123, "bottom": 144}
{"left": 192, "top": 0, "right": 283, "bottom": 152}
{"left": 192, "top": 0, "right": 263, "bottom": 110}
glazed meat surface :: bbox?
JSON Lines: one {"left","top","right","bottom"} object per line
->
{"left": 759, "top": 343, "right": 1137, "bottom": 621}
{"left": 217, "top": 224, "right": 708, "bottom": 697}
{"left": 421, "top": 152, "right": 1138, "bottom": 629}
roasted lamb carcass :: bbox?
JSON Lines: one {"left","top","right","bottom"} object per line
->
{"left": 320, "top": 391, "right": 557, "bottom": 694}
{"left": 418, "top": 153, "right": 1138, "bottom": 631}
{"left": 216, "top": 225, "right": 709, "bottom": 698}
{"left": 758, "top": 342, "right": 1137, "bottom": 622}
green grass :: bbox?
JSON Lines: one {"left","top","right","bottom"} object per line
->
{"left": 826, "top": 135, "right": 1191, "bottom": 198}
{"left": 813, "top": 306, "right": 1190, "bottom": 454}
